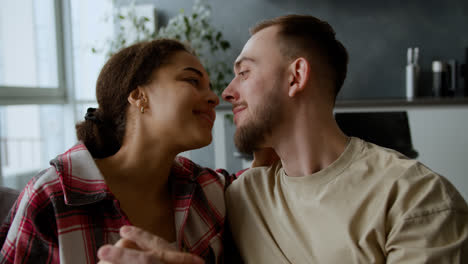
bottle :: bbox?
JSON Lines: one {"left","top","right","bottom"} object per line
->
{"left": 432, "top": 61, "right": 445, "bottom": 97}
{"left": 406, "top": 47, "right": 420, "bottom": 99}
{"left": 447, "top": 60, "right": 457, "bottom": 97}
{"left": 461, "top": 47, "right": 468, "bottom": 97}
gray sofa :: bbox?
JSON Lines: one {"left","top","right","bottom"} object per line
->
{"left": 0, "top": 186, "right": 19, "bottom": 223}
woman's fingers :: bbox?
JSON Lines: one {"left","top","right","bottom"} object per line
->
{"left": 119, "top": 226, "right": 177, "bottom": 251}
{"left": 114, "top": 238, "right": 141, "bottom": 250}
{"left": 97, "top": 244, "right": 204, "bottom": 264}
{"left": 97, "top": 226, "right": 204, "bottom": 264}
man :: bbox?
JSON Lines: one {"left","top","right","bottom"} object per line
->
{"left": 98, "top": 15, "right": 468, "bottom": 263}
{"left": 221, "top": 14, "right": 468, "bottom": 263}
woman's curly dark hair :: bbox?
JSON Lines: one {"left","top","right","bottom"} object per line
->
{"left": 75, "top": 39, "right": 189, "bottom": 158}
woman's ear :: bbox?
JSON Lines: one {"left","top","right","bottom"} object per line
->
{"left": 128, "top": 87, "right": 148, "bottom": 109}
{"left": 287, "top": 57, "right": 310, "bottom": 97}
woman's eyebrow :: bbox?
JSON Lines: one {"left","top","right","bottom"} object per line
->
{"left": 183, "top": 67, "right": 204, "bottom": 77}
{"left": 182, "top": 67, "right": 213, "bottom": 89}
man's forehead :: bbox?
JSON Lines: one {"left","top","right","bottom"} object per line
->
{"left": 236, "top": 26, "right": 281, "bottom": 62}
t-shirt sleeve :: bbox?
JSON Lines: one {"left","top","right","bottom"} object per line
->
{"left": 385, "top": 169, "right": 468, "bottom": 263}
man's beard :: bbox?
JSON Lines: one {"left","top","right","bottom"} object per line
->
{"left": 234, "top": 87, "right": 283, "bottom": 155}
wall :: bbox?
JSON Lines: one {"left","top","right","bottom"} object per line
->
{"left": 132, "top": 0, "right": 468, "bottom": 99}
{"left": 408, "top": 107, "right": 468, "bottom": 200}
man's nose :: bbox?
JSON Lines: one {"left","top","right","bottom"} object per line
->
{"left": 222, "top": 79, "right": 238, "bottom": 103}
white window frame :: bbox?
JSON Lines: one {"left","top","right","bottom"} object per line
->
{"left": 0, "top": 0, "right": 80, "bottom": 186}
{"left": 0, "top": 0, "right": 68, "bottom": 105}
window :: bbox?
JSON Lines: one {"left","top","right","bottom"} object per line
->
{"left": 0, "top": 0, "right": 235, "bottom": 189}
{"left": 0, "top": 0, "right": 113, "bottom": 189}
{"left": 0, "top": 105, "right": 67, "bottom": 188}
{"left": 71, "top": 0, "right": 113, "bottom": 102}
{"left": 0, "top": 0, "right": 64, "bottom": 104}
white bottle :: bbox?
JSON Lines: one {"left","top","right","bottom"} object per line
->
{"left": 406, "top": 47, "right": 420, "bottom": 99}
{"left": 432, "top": 60, "right": 444, "bottom": 97}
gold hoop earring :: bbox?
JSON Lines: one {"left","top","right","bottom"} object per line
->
{"left": 140, "top": 106, "right": 145, "bottom": 113}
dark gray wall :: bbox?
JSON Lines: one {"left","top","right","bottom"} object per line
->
{"left": 132, "top": 0, "right": 468, "bottom": 99}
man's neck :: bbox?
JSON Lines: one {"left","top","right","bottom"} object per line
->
{"left": 272, "top": 109, "right": 349, "bottom": 177}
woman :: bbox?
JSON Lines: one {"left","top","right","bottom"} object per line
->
{"left": 0, "top": 39, "right": 233, "bottom": 264}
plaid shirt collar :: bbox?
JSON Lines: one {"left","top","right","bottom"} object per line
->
{"left": 50, "top": 143, "right": 202, "bottom": 206}
{"left": 50, "top": 143, "right": 111, "bottom": 206}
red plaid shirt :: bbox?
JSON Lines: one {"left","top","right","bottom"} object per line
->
{"left": 0, "top": 143, "right": 236, "bottom": 264}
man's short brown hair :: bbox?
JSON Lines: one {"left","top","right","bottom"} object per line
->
{"left": 251, "top": 15, "right": 348, "bottom": 99}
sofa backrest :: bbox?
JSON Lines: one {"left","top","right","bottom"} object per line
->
{"left": 0, "top": 186, "right": 20, "bottom": 223}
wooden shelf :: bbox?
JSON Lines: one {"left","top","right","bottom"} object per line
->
{"left": 216, "top": 97, "right": 468, "bottom": 111}
{"left": 336, "top": 97, "right": 468, "bottom": 109}
{"left": 336, "top": 97, "right": 468, "bottom": 108}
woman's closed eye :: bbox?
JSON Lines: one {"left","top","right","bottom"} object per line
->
{"left": 185, "top": 78, "right": 199, "bottom": 86}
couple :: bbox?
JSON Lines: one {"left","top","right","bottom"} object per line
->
{"left": 2, "top": 15, "right": 468, "bottom": 264}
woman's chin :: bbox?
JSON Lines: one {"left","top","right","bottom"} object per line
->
{"left": 197, "top": 134, "right": 213, "bottom": 148}
{"left": 184, "top": 134, "right": 212, "bottom": 151}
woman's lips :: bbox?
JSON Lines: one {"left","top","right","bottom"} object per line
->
{"left": 193, "top": 110, "right": 216, "bottom": 127}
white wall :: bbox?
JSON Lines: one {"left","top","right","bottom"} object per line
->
{"left": 408, "top": 108, "right": 468, "bottom": 200}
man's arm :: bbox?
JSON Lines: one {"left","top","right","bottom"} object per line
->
{"left": 385, "top": 172, "right": 468, "bottom": 263}
{"left": 386, "top": 209, "right": 468, "bottom": 263}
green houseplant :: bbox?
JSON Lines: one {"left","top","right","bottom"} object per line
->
{"left": 92, "top": 0, "right": 232, "bottom": 96}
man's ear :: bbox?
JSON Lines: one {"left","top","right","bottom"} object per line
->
{"left": 287, "top": 57, "right": 310, "bottom": 97}
{"left": 128, "top": 87, "right": 147, "bottom": 108}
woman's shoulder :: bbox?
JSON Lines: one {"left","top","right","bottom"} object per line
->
{"left": 174, "top": 156, "right": 217, "bottom": 177}
{"left": 173, "top": 156, "right": 233, "bottom": 188}
{"left": 26, "top": 168, "right": 62, "bottom": 196}
{"left": 18, "top": 142, "right": 96, "bottom": 208}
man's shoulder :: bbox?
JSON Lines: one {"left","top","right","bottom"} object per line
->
{"left": 226, "top": 162, "right": 280, "bottom": 199}
{"left": 360, "top": 151, "right": 468, "bottom": 225}
{"left": 389, "top": 163, "right": 468, "bottom": 218}
{"left": 354, "top": 139, "right": 427, "bottom": 181}
{"left": 231, "top": 162, "right": 277, "bottom": 181}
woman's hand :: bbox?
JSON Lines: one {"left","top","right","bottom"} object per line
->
{"left": 98, "top": 238, "right": 141, "bottom": 264}
{"left": 97, "top": 226, "right": 204, "bottom": 264}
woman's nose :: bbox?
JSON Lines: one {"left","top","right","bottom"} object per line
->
{"left": 207, "top": 89, "right": 220, "bottom": 106}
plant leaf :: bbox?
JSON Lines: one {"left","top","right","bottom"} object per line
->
{"left": 220, "top": 40, "right": 230, "bottom": 50}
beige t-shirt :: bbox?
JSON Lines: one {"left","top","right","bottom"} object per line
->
{"left": 226, "top": 137, "right": 468, "bottom": 263}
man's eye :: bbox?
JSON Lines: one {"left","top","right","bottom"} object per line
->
{"left": 239, "top": 71, "right": 249, "bottom": 77}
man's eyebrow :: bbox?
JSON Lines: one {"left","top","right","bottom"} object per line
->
{"left": 183, "top": 67, "right": 204, "bottom": 77}
{"left": 234, "top": 57, "right": 256, "bottom": 72}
